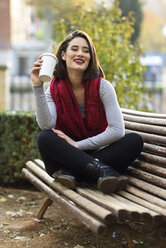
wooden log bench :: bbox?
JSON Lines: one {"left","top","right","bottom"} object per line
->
{"left": 22, "top": 108, "right": 166, "bottom": 248}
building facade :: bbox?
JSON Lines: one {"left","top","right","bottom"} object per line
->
{"left": 0, "top": 0, "right": 48, "bottom": 110}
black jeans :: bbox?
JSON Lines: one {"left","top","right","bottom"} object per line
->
{"left": 37, "top": 129, "right": 143, "bottom": 180}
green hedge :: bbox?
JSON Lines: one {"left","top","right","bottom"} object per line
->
{"left": 0, "top": 111, "right": 41, "bottom": 186}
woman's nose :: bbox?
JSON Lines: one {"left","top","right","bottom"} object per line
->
{"left": 77, "top": 49, "right": 84, "bottom": 56}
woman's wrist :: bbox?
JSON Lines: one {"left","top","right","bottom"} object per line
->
{"left": 32, "top": 83, "right": 44, "bottom": 96}
{"left": 31, "top": 80, "right": 43, "bottom": 87}
{"left": 32, "top": 83, "right": 43, "bottom": 87}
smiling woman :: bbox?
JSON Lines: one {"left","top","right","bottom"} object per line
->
{"left": 30, "top": 30, "right": 143, "bottom": 194}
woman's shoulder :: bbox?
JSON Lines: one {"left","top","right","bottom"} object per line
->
{"left": 100, "top": 78, "right": 115, "bottom": 92}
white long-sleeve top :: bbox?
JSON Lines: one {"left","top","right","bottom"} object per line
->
{"left": 33, "top": 78, "right": 125, "bottom": 150}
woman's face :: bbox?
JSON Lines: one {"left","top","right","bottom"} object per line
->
{"left": 61, "top": 37, "right": 91, "bottom": 74}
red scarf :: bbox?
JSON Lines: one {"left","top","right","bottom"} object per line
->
{"left": 50, "top": 76, "right": 107, "bottom": 141}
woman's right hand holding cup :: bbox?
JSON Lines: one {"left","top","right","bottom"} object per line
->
{"left": 30, "top": 57, "right": 43, "bottom": 86}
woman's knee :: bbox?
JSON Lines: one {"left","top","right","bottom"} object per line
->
{"left": 37, "top": 129, "right": 54, "bottom": 148}
{"left": 125, "top": 132, "right": 143, "bottom": 154}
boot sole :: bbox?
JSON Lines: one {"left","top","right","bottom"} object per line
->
{"left": 118, "top": 176, "right": 129, "bottom": 190}
{"left": 56, "top": 175, "right": 76, "bottom": 190}
{"left": 98, "top": 177, "right": 119, "bottom": 194}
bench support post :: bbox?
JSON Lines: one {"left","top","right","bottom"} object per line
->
{"left": 106, "top": 222, "right": 166, "bottom": 248}
{"left": 106, "top": 223, "right": 134, "bottom": 248}
{"left": 37, "top": 198, "right": 53, "bottom": 219}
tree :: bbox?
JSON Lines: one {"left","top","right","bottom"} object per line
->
{"left": 118, "top": 0, "right": 144, "bottom": 43}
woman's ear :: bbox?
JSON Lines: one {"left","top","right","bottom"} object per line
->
{"left": 61, "top": 51, "right": 66, "bottom": 61}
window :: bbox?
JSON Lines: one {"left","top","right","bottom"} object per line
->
{"left": 18, "top": 57, "right": 28, "bottom": 76}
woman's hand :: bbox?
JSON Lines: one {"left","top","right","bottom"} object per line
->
{"left": 52, "top": 129, "right": 78, "bottom": 148}
{"left": 30, "top": 56, "right": 43, "bottom": 86}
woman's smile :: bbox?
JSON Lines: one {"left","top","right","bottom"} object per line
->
{"left": 74, "top": 58, "right": 85, "bottom": 65}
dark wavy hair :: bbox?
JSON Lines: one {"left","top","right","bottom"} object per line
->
{"left": 54, "top": 30, "right": 104, "bottom": 80}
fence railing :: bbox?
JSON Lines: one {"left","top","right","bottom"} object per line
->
{"left": 10, "top": 76, "right": 35, "bottom": 111}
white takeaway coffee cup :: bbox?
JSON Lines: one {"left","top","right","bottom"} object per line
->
{"left": 39, "top": 52, "right": 58, "bottom": 82}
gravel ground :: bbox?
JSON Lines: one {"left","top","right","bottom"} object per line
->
{"left": 0, "top": 187, "right": 159, "bottom": 248}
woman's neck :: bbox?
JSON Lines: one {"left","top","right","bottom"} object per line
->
{"left": 67, "top": 70, "right": 84, "bottom": 89}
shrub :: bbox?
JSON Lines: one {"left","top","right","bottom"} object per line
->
{"left": 0, "top": 111, "right": 41, "bottom": 186}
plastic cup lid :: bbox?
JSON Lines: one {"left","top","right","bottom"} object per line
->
{"left": 41, "top": 52, "right": 58, "bottom": 61}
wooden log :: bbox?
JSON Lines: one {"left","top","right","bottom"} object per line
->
{"left": 117, "top": 191, "right": 166, "bottom": 221}
{"left": 143, "top": 143, "right": 166, "bottom": 157}
{"left": 110, "top": 193, "right": 152, "bottom": 223}
{"left": 125, "top": 121, "right": 166, "bottom": 135}
{"left": 112, "top": 193, "right": 162, "bottom": 223}
{"left": 126, "top": 185, "right": 166, "bottom": 209}
{"left": 125, "top": 129, "right": 166, "bottom": 145}
{"left": 34, "top": 159, "right": 45, "bottom": 170}
{"left": 128, "top": 177, "right": 166, "bottom": 200}
{"left": 123, "top": 113, "right": 166, "bottom": 126}
{"left": 22, "top": 168, "right": 106, "bottom": 234}
{"left": 121, "top": 108, "right": 166, "bottom": 118}
{"left": 138, "top": 153, "right": 166, "bottom": 167}
{"left": 127, "top": 167, "right": 166, "bottom": 189}
{"left": 26, "top": 161, "right": 114, "bottom": 225}
{"left": 77, "top": 187, "right": 138, "bottom": 221}
{"left": 132, "top": 160, "right": 166, "bottom": 178}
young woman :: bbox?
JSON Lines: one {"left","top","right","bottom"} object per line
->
{"left": 30, "top": 30, "right": 143, "bottom": 194}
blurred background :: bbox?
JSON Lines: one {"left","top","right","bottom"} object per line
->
{"left": 0, "top": 0, "right": 166, "bottom": 113}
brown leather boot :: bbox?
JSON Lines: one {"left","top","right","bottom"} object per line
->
{"left": 86, "top": 160, "right": 128, "bottom": 194}
{"left": 53, "top": 169, "right": 76, "bottom": 190}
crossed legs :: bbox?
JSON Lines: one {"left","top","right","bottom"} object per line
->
{"left": 37, "top": 129, "right": 143, "bottom": 192}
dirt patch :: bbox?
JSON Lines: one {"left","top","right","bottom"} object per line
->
{"left": 0, "top": 187, "right": 154, "bottom": 248}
